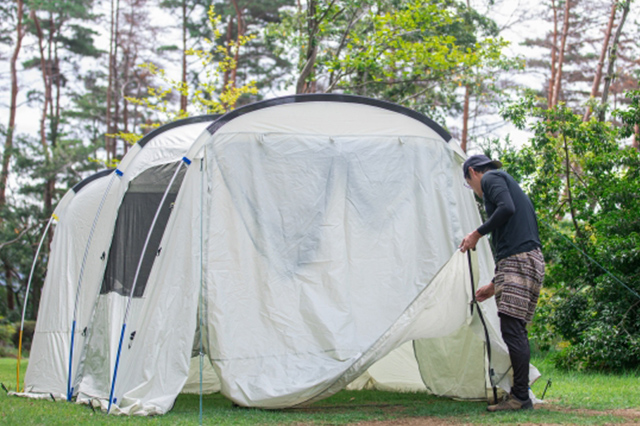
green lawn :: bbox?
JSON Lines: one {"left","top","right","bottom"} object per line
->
{"left": 1, "top": 354, "right": 638, "bottom": 425}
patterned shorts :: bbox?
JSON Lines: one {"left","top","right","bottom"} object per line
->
{"left": 494, "top": 248, "right": 545, "bottom": 323}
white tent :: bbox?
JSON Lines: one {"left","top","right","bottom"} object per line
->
{"left": 21, "top": 95, "right": 538, "bottom": 415}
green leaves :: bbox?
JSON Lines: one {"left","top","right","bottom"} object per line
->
{"left": 501, "top": 91, "right": 640, "bottom": 372}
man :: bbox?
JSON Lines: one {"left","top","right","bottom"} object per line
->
{"left": 459, "top": 154, "right": 545, "bottom": 412}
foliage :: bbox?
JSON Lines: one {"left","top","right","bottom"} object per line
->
{"left": 0, "top": 317, "right": 16, "bottom": 357}
{"left": 614, "top": 88, "right": 640, "bottom": 139}
{"left": 266, "top": 0, "right": 518, "bottom": 122}
{"left": 11, "top": 320, "right": 35, "bottom": 352}
{"left": 111, "top": 6, "right": 258, "bottom": 144}
{"left": 0, "top": 124, "right": 99, "bottom": 324}
{"left": 499, "top": 91, "right": 640, "bottom": 371}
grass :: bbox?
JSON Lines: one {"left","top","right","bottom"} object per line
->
{"left": 1, "top": 353, "right": 639, "bottom": 425}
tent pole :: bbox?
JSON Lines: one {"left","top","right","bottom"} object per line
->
{"left": 466, "top": 250, "right": 498, "bottom": 404}
{"left": 67, "top": 171, "right": 121, "bottom": 401}
{"left": 17, "top": 215, "right": 54, "bottom": 393}
{"left": 107, "top": 158, "right": 191, "bottom": 414}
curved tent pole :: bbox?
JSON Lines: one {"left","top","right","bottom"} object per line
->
{"left": 67, "top": 170, "right": 122, "bottom": 401}
{"left": 107, "top": 157, "right": 191, "bottom": 414}
{"left": 17, "top": 215, "right": 55, "bottom": 393}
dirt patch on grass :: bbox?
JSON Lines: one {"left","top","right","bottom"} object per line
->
{"left": 544, "top": 405, "right": 640, "bottom": 421}
{"left": 347, "top": 405, "right": 640, "bottom": 426}
{"left": 290, "top": 402, "right": 640, "bottom": 425}
{"left": 353, "top": 418, "right": 461, "bottom": 426}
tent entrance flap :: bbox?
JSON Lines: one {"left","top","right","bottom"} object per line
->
{"left": 101, "top": 162, "right": 187, "bottom": 297}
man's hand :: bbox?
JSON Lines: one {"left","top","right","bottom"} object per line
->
{"left": 459, "top": 229, "right": 482, "bottom": 253}
{"left": 475, "top": 282, "right": 495, "bottom": 302}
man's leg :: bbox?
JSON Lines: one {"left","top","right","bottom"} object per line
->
{"left": 499, "top": 312, "right": 530, "bottom": 402}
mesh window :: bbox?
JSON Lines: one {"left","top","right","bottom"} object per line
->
{"left": 101, "top": 162, "right": 187, "bottom": 297}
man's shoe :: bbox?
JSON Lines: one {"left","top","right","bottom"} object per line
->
{"left": 487, "top": 393, "right": 533, "bottom": 412}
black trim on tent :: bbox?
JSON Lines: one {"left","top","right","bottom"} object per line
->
{"left": 206, "top": 94, "right": 452, "bottom": 142}
{"left": 137, "top": 114, "right": 221, "bottom": 148}
{"left": 72, "top": 169, "right": 114, "bottom": 193}
{"left": 71, "top": 115, "right": 220, "bottom": 193}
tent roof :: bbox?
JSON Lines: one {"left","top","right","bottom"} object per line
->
{"left": 207, "top": 94, "right": 451, "bottom": 141}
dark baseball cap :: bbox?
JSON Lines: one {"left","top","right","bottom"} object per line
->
{"left": 463, "top": 155, "right": 502, "bottom": 178}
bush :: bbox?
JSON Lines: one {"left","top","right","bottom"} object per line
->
{"left": 12, "top": 320, "right": 36, "bottom": 351}
{"left": 499, "top": 92, "right": 640, "bottom": 372}
{"left": 0, "top": 317, "right": 17, "bottom": 357}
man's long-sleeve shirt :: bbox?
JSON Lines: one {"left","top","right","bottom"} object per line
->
{"left": 477, "top": 170, "right": 541, "bottom": 261}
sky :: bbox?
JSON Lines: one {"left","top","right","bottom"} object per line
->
{"left": 3, "top": 0, "right": 631, "bottom": 156}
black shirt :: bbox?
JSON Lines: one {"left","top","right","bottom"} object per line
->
{"left": 477, "top": 170, "right": 541, "bottom": 261}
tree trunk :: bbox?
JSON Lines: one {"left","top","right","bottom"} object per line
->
{"left": 223, "top": 15, "right": 233, "bottom": 90}
{"left": 5, "top": 262, "right": 14, "bottom": 312}
{"left": 599, "top": 0, "right": 630, "bottom": 122}
{"left": 31, "top": 11, "right": 51, "bottom": 165}
{"left": 583, "top": 0, "right": 617, "bottom": 121}
{"left": 180, "top": 0, "right": 188, "bottom": 113}
{"left": 106, "top": 0, "right": 116, "bottom": 161}
{"left": 633, "top": 125, "right": 639, "bottom": 151}
{"left": 461, "top": 85, "right": 470, "bottom": 153}
{"left": 49, "top": 18, "right": 61, "bottom": 219}
{"left": 230, "top": 0, "right": 245, "bottom": 98}
{"left": 551, "top": 0, "right": 571, "bottom": 108}
{"left": 296, "top": 0, "right": 319, "bottom": 94}
{"left": 0, "top": 0, "right": 25, "bottom": 212}
{"left": 548, "top": 0, "right": 558, "bottom": 109}
{"left": 112, "top": 0, "right": 121, "bottom": 158}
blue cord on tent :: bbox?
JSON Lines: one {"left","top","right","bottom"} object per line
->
{"left": 199, "top": 158, "right": 204, "bottom": 425}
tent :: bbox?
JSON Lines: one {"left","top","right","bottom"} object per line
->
{"left": 20, "top": 94, "right": 539, "bottom": 415}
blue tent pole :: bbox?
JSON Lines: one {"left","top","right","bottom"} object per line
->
{"left": 107, "top": 158, "right": 190, "bottom": 414}
{"left": 67, "top": 170, "right": 121, "bottom": 401}
{"left": 107, "top": 323, "right": 127, "bottom": 412}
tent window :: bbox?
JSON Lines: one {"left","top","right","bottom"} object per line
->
{"left": 101, "top": 162, "right": 186, "bottom": 297}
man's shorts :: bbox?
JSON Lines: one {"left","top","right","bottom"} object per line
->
{"left": 494, "top": 248, "right": 545, "bottom": 323}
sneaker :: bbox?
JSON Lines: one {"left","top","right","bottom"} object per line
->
{"left": 487, "top": 393, "right": 533, "bottom": 412}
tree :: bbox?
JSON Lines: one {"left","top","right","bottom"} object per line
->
{"left": 549, "top": 0, "right": 571, "bottom": 109}
{"left": 1, "top": 0, "right": 26, "bottom": 211}
{"left": 3, "top": 0, "right": 102, "bottom": 319}
{"left": 583, "top": 0, "right": 617, "bottom": 121}
{"left": 500, "top": 91, "right": 640, "bottom": 370}
{"left": 268, "top": 0, "right": 511, "bottom": 124}
{"left": 112, "top": 5, "right": 258, "bottom": 145}
{"left": 523, "top": 0, "right": 639, "bottom": 113}
{"left": 598, "top": 0, "right": 631, "bottom": 122}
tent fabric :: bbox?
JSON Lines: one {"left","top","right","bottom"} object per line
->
{"left": 20, "top": 96, "right": 539, "bottom": 415}
{"left": 23, "top": 117, "right": 218, "bottom": 400}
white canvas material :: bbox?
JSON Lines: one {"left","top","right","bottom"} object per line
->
{"left": 23, "top": 118, "right": 218, "bottom": 402}
{"left": 20, "top": 96, "right": 539, "bottom": 415}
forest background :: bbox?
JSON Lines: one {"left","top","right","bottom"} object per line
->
{"left": 0, "top": 0, "right": 639, "bottom": 373}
